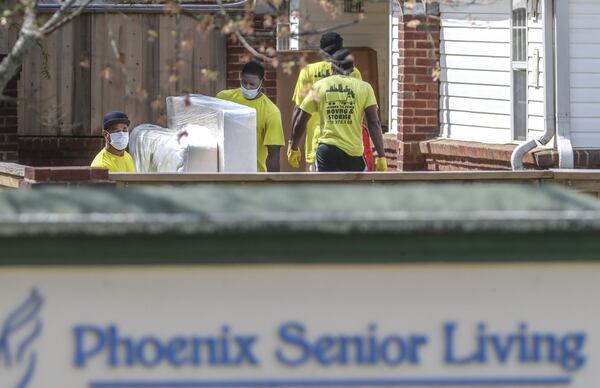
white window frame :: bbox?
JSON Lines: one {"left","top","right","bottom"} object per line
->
{"left": 276, "top": 0, "right": 299, "bottom": 51}
{"left": 511, "top": 0, "right": 528, "bottom": 142}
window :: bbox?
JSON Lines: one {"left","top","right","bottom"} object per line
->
{"left": 276, "top": 0, "right": 299, "bottom": 51}
{"left": 344, "top": 0, "right": 364, "bottom": 13}
{"left": 512, "top": 0, "right": 527, "bottom": 141}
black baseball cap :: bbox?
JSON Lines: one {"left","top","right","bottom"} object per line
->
{"left": 320, "top": 32, "right": 344, "bottom": 55}
{"left": 103, "top": 111, "right": 130, "bottom": 130}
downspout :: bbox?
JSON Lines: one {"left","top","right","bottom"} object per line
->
{"left": 511, "top": 0, "right": 555, "bottom": 170}
{"left": 554, "top": 0, "right": 574, "bottom": 168}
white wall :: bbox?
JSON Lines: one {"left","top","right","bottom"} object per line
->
{"left": 439, "top": 1, "right": 513, "bottom": 144}
{"left": 297, "top": 1, "right": 389, "bottom": 126}
{"left": 569, "top": 0, "right": 600, "bottom": 149}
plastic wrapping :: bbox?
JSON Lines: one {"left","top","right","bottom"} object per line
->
{"left": 130, "top": 124, "right": 219, "bottom": 173}
{"left": 167, "top": 94, "right": 257, "bottom": 172}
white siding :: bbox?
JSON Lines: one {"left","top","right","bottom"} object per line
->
{"left": 439, "top": 1, "right": 513, "bottom": 144}
{"left": 298, "top": 1, "right": 389, "bottom": 126}
{"left": 570, "top": 0, "right": 600, "bottom": 148}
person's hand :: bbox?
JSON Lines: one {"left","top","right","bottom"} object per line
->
{"left": 287, "top": 142, "right": 301, "bottom": 169}
{"left": 375, "top": 157, "right": 388, "bottom": 172}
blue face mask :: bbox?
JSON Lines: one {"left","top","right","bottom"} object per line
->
{"left": 241, "top": 82, "right": 262, "bottom": 100}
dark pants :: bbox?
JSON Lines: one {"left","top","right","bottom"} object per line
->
{"left": 316, "top": 143, "right": 367, "bottom": 172}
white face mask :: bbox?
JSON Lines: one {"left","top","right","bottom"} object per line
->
{"left": 109, "top": 131, "right": 129, "bottom": 151}
{"left": 241, "top": 82, "right": 262, "bottom": 100}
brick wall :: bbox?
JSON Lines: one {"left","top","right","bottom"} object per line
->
{"left": 0, "top": 56, "right": 19, "bottom": 162}
{"left": 226, "top": 15, "right": 277, "bottom": 101}
{"left": 395, "top": 10, "right": 440, "bottom": 171}
{"left": 21, "top": 166, "right": 114, "bottom": 188}
{"left": 19, "top": 137, "right": 103, "bottom": 167}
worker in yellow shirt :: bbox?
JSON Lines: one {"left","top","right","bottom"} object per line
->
{"left": 217, "top": 61, "right": 285, "bottom": 172}
{"left": 288, "top": 50, "right": 387, "bottom": 172}
{"left": 90, "top": 111, "right": 135, "bottom": 172}
{"left": 291, "top": 32, "right": 362, "bottom": 170}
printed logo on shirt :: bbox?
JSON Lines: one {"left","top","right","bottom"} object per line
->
{"left": 325, "top": 84, "right": 357, "bottom": 125}
{"left": 314, "top": 69, "right": 332, "bottom": 80}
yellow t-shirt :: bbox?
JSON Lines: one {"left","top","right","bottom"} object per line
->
{"left": 300, "top": 75, "right": 378, "bottom": 157}
{"left": 292, "top": 61, "right": 362, "bottom": 163}
{"left": 217, "top": 89, "right": 285, "bottom": 172}
{"left": 90, "top": 148, "right": 135, "bottom": 172}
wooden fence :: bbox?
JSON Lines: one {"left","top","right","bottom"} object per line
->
{"left": 4, "top": 13, "right": 226, "bottom": 136}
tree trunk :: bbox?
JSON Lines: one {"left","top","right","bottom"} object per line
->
{"left": 0, "top": 10, "right": 39, "bottom": 97}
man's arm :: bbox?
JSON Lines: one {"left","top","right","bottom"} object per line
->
{"left": 266, "top": 146, "right": 281, "bottom": 172}
{"left": 365, "top": 105, "right": 385, "bottom": 157}
{"left": 291, "top": 105, "right": 302, "bottom": 133}
{"left": 291, "top": 109, "right": 312, "bottom": 149}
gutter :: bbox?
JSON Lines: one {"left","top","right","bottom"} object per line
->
{"left": 553, "top": 0, "right": 574, "bottom": 168}
{"left": 512, "top": 0, "right": 574, "bottom": 170}
{"left": 36, "top": 0, "right": 253, "bottom": 13}
{"left": 511, "top": 0, "right": 557, "bottom": 170}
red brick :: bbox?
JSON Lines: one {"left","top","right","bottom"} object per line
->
{"left": 415, "top": 125, "right": 440, "bottom": 134}
{"left": 398, "top": 108, "right": 415, "bottom": 117}
{"left": 415, "top": 58, "right": 437, "bottom": 67}
{"left": 404, "top": 67, "right": 430, "bottom": 75}
{"left": 24, "top": 167, "right": 52, "bottom": 181}
{"left": 401, "top": 49, "right": 430, "bottom": 58}
{"left": 49, "top": 167, "right": 92, "bottom": 181}
{"left": 416, "top": 41, "right": 437, "bottom": 49}
{"left": 415, "top": 109, "right": 438, "bottom": 117}
{"left": 401, "top": 41, "right": 415, "bottom": 49}
{"left": 399, "top": 133, "right": 430, "bottom": 142}
{"left": 402, "top": 100, "right": 428, "bottom": 109}
{"left": 90, "top": 167, "right": 109, "bottom": 180}
{"left": 415, "top": 92, "right": 438, "bottom": 100}
{"left": 426, "top": 117, "right": 439, "bottom": 125}
{"left": 227, "top": 63, "right": 245, "bottom": 71}
{"left": 400, "top": 116, "right": 427, "bottom": 125}
{"left": 415, "top": 75, "right": 438, "bottom": 83}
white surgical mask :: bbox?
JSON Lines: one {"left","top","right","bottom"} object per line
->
{"left": 110, "top": 132, "right": 129, "bottom": 151}
{"left": 241, "top": 82, "right": 262, "bottom": 100}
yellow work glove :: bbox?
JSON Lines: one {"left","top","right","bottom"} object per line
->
{"left": 375, "top": 156, "right": 388, "bottom": 172}
{"left": 287, "top": 142, "right": 302, "bottom": 169}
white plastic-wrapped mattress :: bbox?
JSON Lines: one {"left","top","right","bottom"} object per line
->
{"left": 167, "top": 94, "right": 257, "bottom": 172}
{"left": 129, "top": 124, "right": 219, "bottom": 173}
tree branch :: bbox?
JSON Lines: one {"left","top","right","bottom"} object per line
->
{"left": 0, "top": 0, "right": 40, "bottom": 94}
{"left": 234, "top": 29, "right": 272, "bottom": 62}
{"left": 38, "top": 0, "right": 78, "bottom": 33}
{"left": 40, "top": 0, "right": 95, "bottom": 35}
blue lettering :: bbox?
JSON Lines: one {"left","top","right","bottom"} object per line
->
{"left": 108, "top": 325, "right": 135, "bottom": 366}
{"left": 314, "top": 336, "right": 336, "bottom": 365}
{"left": 137, "top": 336, "right": 163, "bottom": 367}
{"left": 444, "top": 322, "right": 480, "bottom": 364}
{"left": 166, "top": 337, "right": 189, "bottom": 366}
{"left": 380, "top": 336, "right": 406, "bottom": 365}
{"left": 74, "top": 325, "right": 106, "bottom": 367}
{"left": 276, "top": 322, "right": 310, "bottom": 366}
{"left": 561, "top": 333, "right": 586, "bottom": 371}
{"left": 445, "top": 322, "right": 587, "bottom": 372}
{"left": 234, "top": 336, "right": 259, "bottom": 365}
{"left": 408, "top": 335, "right": 428, "bottom": 363}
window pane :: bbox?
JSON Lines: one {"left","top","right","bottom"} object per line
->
{"left": 513, "top": 70, "right": 527, "bottom": 141}
{"left": 512, "top": 7, "right": 526, "bottom": 62}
